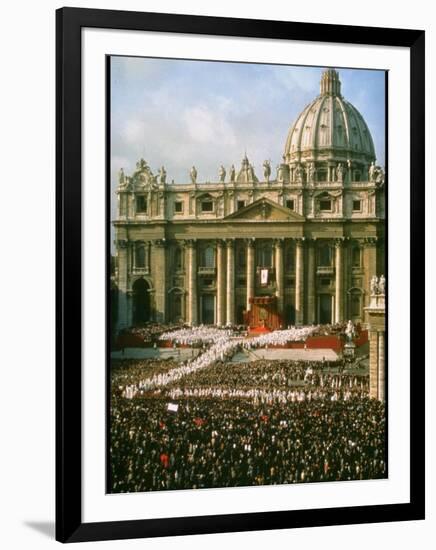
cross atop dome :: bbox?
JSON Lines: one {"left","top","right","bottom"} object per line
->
{"left": 320, "top": 68, "right": 341, "bottom": 96}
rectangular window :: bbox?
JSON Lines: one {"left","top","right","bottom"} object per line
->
{"left": 286, "top": 199, "right": 295, "bottom": 210}
{"left": 317, "top": 170, "right": 327, "bottom": 182}
{"left": 201, "top": 201, "right": 213, "bottom": 212}
{"left": 135, "top": 245, "right": 146, "bottom": 268}
{"left": 318, "top": 246, "right": 332, "bottom": 266}
{"left": 136, "top": 196, "right": 147, "bottom": 213}
{"left": 319, "top": 199, "right": 332, "bottom": 211}
{"left": 174, "top": 201, "right": 183, "bottom": 213}
{"left": 352, "top": 200, "right": 362, "bottom": 211}
{"left": 321, "top": 278, "right": 331, "bottom": 286}
{"left": 352, "top": 247, "right": 361, "bottom": 267}
{"left": 237, "top": 200, "right": 246, "bottom": 210}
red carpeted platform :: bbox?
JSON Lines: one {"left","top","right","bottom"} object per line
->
{"left": 248, "top": 326, "right": 272, "bottom": 335}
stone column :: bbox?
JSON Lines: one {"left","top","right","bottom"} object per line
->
{"left": 152, "top": 239, "right": 167, "bottom": 323}
{"left": 216, "top": 240, "right": 226, "bottom": 326}
{"left": 363, "top": 238, "right": 377, "bottom": 308}
{"left": 306, "top": 240, "right": 316, "bottom": 324}
{"left": 295, "top": 239, "right": 305, "bottom": 325}
{"left": 116, "top": 239, "right": 130, "bottom": 330}
{"left": 378, "top": 331, "right": 385, "bottom": 401}
{"left": 335, "top": 239, "right": 344, "bottom": 323}
{"left": 274, "top": 239, "right": 284, "bottom": 318}
{"left": 365, "top": 303, "right": 386, "bottom": 401}
{"left": 246, "top": 239, "right": 255, "bottom": 311}
{"left": 187, "top": 240, "right": 198, "bottom": 326}
{"left": 226, "top": 240, "right": 235, "bottom": 325}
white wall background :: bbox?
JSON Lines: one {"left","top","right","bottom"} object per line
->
{"left": 0, "top": 1, "right": 433, "bottom": 548}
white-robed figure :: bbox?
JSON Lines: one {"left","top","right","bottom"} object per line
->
{"left": 345, "top": 320, "right": 355, "bottom": 344}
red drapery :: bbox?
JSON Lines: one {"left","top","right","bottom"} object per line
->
{"left": 246, "top": 296, "right": 281, "bottom": 331}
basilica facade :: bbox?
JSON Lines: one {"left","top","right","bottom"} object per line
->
{"left": 112, "top": 68, "right": 385, "bottom": 331}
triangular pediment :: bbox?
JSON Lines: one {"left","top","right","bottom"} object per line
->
{"left": 224, "top": 197, "right": 305, "bottom": 222}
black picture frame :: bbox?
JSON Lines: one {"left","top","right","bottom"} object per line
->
{"left": 56, "top": 7, "right": 425, "bottom": 543}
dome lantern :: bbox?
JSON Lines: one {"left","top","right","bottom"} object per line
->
{"left": 320, "top": 68, "right": 341, "bottom": 96}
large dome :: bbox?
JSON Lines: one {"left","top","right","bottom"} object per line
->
{"left": 284, "top": 69, "right": 375, "bottom": 165}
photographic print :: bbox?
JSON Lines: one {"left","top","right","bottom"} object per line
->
{"left": 108, "top": 57, "right": 387, "bottom": 495}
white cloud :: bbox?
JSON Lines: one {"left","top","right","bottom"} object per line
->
{"left": 182, "top": 105, "right": 237, "bottom": 146}
{"left": 121, "top": 119, "right": 147, "bottom": 145}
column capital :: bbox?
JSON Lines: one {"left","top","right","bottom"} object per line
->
{"left": 117, "top": 239, "right": 129, "bottom": 249}
{"left": 244, "top": 237, "right": 256, "bottom": 247}
{"left": 363, "top": 236, "right": 378, "bottom": 247}
{"left": 151, "top": 238, "right": 167, "bottom": 248}
{"left": 295, "top": 237, "right": 305, "bottom": 247}
{"left": 274, "top": 238, "right": 284, "bottom": 248}
{"left": 305, "top": 237, "right": 317, "bottom": 247}
{"left": 184, "top": 239, "right": 197, "bottom": 248}
{"left": 215, "top": 238, "right": 225, "bottom": 248}
{"left": 334, "top": 237, "right": 345, "bottom": 248}
{"left": 225, "top": 238, "right": 235, "bottom": 248}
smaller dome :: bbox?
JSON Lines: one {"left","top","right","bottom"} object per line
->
{"left": 284, "top": 69, "right": 376, "bottom": 164}
{"left": 236, "top": 154, "right": 258, "bottom": 183}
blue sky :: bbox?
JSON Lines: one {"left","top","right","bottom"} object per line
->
{"left": 110, "top": 56, "right": 385, "bottom": 191}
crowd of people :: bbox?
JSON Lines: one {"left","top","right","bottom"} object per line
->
{"left": 162, "top": 359, "right": 368, "bottom": 396}
{"left": 109, "top": 323, "right": 382, "bottom": 494}
{"left": 117, "top": 325, "right": 360, "bottom": 398}
{"left": 112, "top": 358, "right": 181, "bottom": 399}
{"left": 118, "top": 322, "right": 185, "bottom": 343}
{"left": 243, "top": 326, "right": 319, "bottom": 348}
{"left": 120, "top": 336, "right": 242, "bottom": 396}
{"left": 159, "top": 326, "right": 235, "bottom": 346}
{"left": 110, "top": 394, "right": 385, "bottom": 493}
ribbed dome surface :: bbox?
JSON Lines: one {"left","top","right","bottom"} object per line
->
{"left": 284, "top": 69, "right": 375, "bottom": 163}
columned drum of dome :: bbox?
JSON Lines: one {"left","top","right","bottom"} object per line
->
{"left": 113, "top": 67, "right": 385, "bottom": 331}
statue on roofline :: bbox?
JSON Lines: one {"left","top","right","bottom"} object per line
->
{"left": 190, "top": 165, "right": 198, "bottom": 184}
{"left": 159, "top": 166, "right": 167, "bottom": 185}
{"left": 378, "top": 274, "right": 386, "bottom": 295}
{"left": 229, "top": 164, "right": 236, "bottom": 183}
{"left": 370, "top": 275, "right": 386, "bottom": 296}
{"left": 219, "top": 165, "right": 226, "bottom": 183}
{"left": 263, "top": 160, "right": 271, "bottom": 183}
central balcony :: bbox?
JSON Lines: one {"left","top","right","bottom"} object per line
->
{"left": 198, "top": 266, "right": 217, "bottom": 276}
{"left": 316, "top": 266, "right": 335, "bottom": 276}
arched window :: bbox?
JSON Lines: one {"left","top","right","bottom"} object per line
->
{"left": 135, "top": 243, "right": 146, "bottom": 269}
{"left": 132, "top": 279, "right": 150, "bottom": 324}
{"left": 350, "top": 290, "right": 362, "bottom": 318}
{"left": 318, "top": 244, "right": 332, "bottom": 266}
{"left": 174, "top": 294, "right": 182, "bottom": 319}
